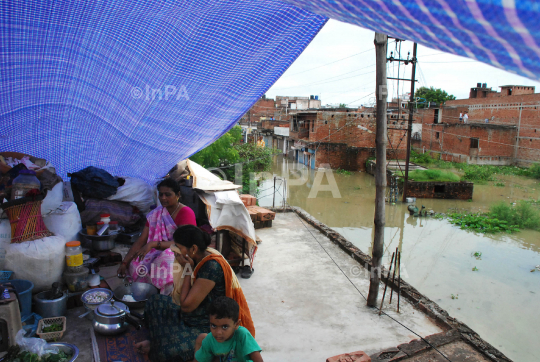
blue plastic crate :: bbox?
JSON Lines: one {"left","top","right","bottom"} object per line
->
{"left": 0, "top": 271, "right": 13, "bottom": 281}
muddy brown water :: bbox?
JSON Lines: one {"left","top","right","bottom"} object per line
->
{"left": 258, "top": 156, "right": 540, "bottom": 362}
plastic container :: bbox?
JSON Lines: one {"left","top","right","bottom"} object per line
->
{"left": 37, "top": 316, "right": 66, "bottom": 341}
{"left": 100, "top": 214, "right": 111, "bottom": 225}
{"left": 9, "top": 279, "right": 34, "bottom": 319}
{"left": 22, "top": 312, "right": 43, "bottom": 337}
{"left": 86, "top": 225, "right": 97, "bottom": 236}
{"left": 108, "top": 221, "right": 119, "bottom": 232}
{"left": 11, "top": 170, "right": 41, "bottom": 200}
{"left": 65, "top": 241, "right": 83, "bottom": 272}
{"left": 0, "top": 270, "right": 13, "bottom": 282}
{"left": 63, "top": 267, "right": 89, "bottom": 292}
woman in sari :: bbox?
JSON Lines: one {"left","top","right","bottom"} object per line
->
{"left": 117, "top": 178, "right": 196, "bottom": 294}
{"left": 134, "top": 225, "right": 255, "bottom": 362}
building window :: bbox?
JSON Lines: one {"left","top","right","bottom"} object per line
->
{"left": 435, "top": 132, "right": 440, "bottom": 139}
{"left": 470, "top": 138, "right": 479, "bottom": 148}
{"left": 434, "top": 109, "right": 439, "bottom": 123}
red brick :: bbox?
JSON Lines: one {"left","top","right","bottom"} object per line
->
{"left": 326, "top": 351, "right": 371, "bottom": 362}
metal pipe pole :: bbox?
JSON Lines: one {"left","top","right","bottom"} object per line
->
{"left": 402, "top": 43, "right": 418, "bottom": 202}
{"left": 367, "top": 33, "right": 388, "bottom": 307}
{"left": 272, "top": 176, "right": 276, "bottom": 208}
{"left": 379, "top": 251, "right": 395, "bottom": 315}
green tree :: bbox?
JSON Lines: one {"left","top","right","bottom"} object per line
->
{"left": 190, "top": 125, "right": 278, "bottom": 194}
{"left": 190, "top": 126, "right": 243, "bottom": 168}
{"left": 414, "top": 86, "right": 456, "bottom": 108}
{"left": 338, "top": 103, "right": 347, "bottom": 108}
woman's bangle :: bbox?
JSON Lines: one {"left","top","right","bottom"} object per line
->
{"left": 122, "top": 261, "right": 127, "bottom": 266}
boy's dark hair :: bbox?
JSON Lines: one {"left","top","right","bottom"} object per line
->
{"left": 208, "top": 296, "right": 239, "bottom": 322}
{"left": 173, "top": 225, "right": 211, "bottom": 251}
{"left": 157, "top": 178, "right": 181, "bottom": 194}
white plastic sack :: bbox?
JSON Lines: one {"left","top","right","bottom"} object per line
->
{"left": 43, "top": 202, "right": 82, "bottom": 243}
{"left": 107, "top": 176, "right": 156, "bottom": 213}
{"left": 41, "top": 182, "right": 64, "bottom": 215}
{"left": 0, "top": 219, "right": 10, "bottom": 270}
{"left": 214, "top": 191, "right": 243, "bottom": 207}
{"left": 5, "top": 235, "right": 66, "bottom": 293}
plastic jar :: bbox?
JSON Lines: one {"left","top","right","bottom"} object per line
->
{"left": 11, "top": 170, "right": 41, "bottom": 200}
{"left": 100, "top": 214, "right": 111, "bottom": 225}
{"left": 65, "top": 241, "right": 83, "bottom": 272}
{"left": 108, "top": 221, "right": 119, "bottom": 232}
{"left": 63, "top": 267, "right": 89, "bottom": 292}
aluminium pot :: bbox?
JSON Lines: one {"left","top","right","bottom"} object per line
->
{"left": 92, "top": 300, "right": 141, "bottom": 335}
{"left": 79, "top": 229, "right": 119, "bottom": 251}
{"left": 34, "top": 290, "right": 68, "bottom": 318}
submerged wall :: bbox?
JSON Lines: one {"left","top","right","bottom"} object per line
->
{"left": 405, "top": 181, "right": 474, "bottom": 200}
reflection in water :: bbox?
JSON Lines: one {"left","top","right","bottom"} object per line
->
{"left": 258, "top": 155, "right": 540, "bottom": 362}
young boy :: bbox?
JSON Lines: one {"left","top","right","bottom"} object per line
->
{"left": 194, "top": 297, "right": 263, "bottom": 362}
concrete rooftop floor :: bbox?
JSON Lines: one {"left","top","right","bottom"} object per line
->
{"left": 241, "top": 212, "right": 442, "bottom": 361}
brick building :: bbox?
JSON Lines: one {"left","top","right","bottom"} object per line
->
{"left": 284, "top": 108, "right": 408, "bottom": 170}
{"left": 419, "top": 84, "right": 540, "bottom": 165}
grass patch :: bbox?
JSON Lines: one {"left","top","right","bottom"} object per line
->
{"left": 335, "top": 168, "right": 352, "bottom": 176}
{"left": 446, "top": 201, "right": 540, "bottom": 234}
{"left": 494, "top": 182, "right": 505, "bottom": 187}
{"left": 397, "top": 169, "right": 460, "bottom": 182}
{"left": 410, "top": 150, "right": 540, "bottom": 180}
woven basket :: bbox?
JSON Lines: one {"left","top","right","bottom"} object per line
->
{"left": 1, "top": 197, "right": 52, "bottom": 243}
{"left": 0, "top": 271, "right": 13, "bottom": 281}
{"left": 36, "top": 316, "right": 66, "bottom": 341}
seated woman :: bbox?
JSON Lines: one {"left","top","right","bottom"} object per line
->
{"left": 117, "top": 178, "right": 196, "bottom": 294}
{"left": 135, "top": 225, "right": 255, "bottom": 362}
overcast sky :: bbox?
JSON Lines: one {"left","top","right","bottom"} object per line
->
{"left": 265, "top": 20, "right": 540, "bottom": 107}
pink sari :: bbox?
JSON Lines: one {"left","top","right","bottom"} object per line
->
{"left": 129, "top": 206, "right": 177, "bottom": 294}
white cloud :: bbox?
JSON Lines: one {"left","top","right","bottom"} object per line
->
{"left": 265, "top": 20, "right": 540, "bottom": 105}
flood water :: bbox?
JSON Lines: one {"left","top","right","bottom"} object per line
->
{"left": 258, "top": 156, "right": 540, "bottom": 362}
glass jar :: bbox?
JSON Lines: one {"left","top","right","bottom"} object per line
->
{"left": 65, "top": 241, "right": 83, "bottom": 272}
{"left": 11, "top": 170, "right": 41, "bottom": 200}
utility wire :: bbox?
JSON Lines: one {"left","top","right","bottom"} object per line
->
{"left": 271, "top": 186, "right": 452, "bottom": 362}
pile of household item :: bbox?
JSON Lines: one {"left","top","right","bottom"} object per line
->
{"left": 0, "top": 153, "right": 159, "bottom": 355}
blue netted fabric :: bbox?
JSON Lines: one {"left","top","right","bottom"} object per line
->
{"left": 2, "top": 0, "right": 540, "bottom": 182}
{"left": 0, "top": 0, "right": 326, "bottom": 181}
{"left": 286, "top": 0, "right": 540, "bottom": 80}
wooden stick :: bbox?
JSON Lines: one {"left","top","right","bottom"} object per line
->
{"left": 389, "top": 247, "right": 398, "bottom": 304}
{"left": 378, "top": 251, "right": 395, "bottom": 316}
{"left": 397, "top": 251, "right": 402, "bottom": 313}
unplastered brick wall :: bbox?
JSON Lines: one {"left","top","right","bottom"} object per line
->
{"left": 305, "top": 111, "right": 407, "bottom": 150}
{"left": 421, "top": 124, "right": 516, "bottom": 159}
{"left": 261, "top": 120, "right": 289, "bottom": 130}
{"left": 314, "top": 144, "right": 406, "bottom": 171}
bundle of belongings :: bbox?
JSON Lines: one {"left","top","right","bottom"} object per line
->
{"left": 68, "top": 166, "right": 157, "bottom": 231}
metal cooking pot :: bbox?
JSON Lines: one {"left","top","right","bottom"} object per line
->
{"left": 34, "top": 290, "right": 68, "bottom": 318}
{"left": 79, "top": 229, "right": 119, "bottom": 251}
{"left": 92, "top": 300, "right": 141, "bottom": 335}
{"left": 113, "top": 281, "right": 158, "bottom": 310}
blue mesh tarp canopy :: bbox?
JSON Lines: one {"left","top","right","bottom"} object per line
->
{"left": 2, "top": 0, "right": 540, "bottom": 181}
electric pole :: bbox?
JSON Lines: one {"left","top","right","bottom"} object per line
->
{"left": 402, "top": 43, "right": 418, "bottom": 201}
{"left": 367, "top": 33, "right": 388, "bottom": 307}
